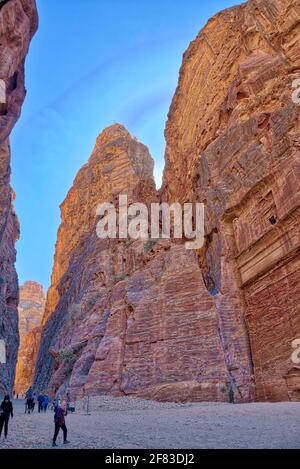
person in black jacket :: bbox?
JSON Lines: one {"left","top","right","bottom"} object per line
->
{"left": 0, "top": 395, "right": 13, "bottom": 438}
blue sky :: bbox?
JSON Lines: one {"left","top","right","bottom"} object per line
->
{"left": 11, "top": 0, "right": 240, "bottom": 289}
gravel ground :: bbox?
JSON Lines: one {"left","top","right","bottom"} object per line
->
{"left": 0, "top": 398, "right": 299, "bottom": 449}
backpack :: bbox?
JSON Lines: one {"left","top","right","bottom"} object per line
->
{"left": 54, "top": 407, "right": 65, "bottom": 425}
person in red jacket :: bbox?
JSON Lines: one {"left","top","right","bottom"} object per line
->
{"left": 52, "top": 400, "right": 70, "bottom": 447}
{"left": 0, "top": 395, "right": 13, "bottom": 438}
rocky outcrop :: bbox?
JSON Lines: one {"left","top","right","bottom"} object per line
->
{"left": 33, "top": 125, "right": 231, "bottom": 402}
{"left": 14, "top": 281, "right": 45, "bottom": 396}
{"left": 0, "top": 0, "right": 38, "bottom": 396}
{"left": 163, "top": 0, "right": 300, "bottom": 400}
{"left": 35, "top": 0, "right": 300, "bottom": 402}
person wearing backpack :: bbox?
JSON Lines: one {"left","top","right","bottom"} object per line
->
{"left": 52, "top": 400, "right": 70, "bottom": 447}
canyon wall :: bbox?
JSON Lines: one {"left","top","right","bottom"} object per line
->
{"left": 14, "top": 281, "right": 45, "bottom": 396}
{"left": 34, "top": 0, "right": 300, "bottom": 402}
{"left": 33, "top": 125, "right": 231, "bottom": 403}
{"left": 0, "top": 0, "right": 38, "bottom": 396}
{"left": 163, "top": 0, "right": 300, "bottom": 400}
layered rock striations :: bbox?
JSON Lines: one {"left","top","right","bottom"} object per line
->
{"left": 14, "top": 281, "right": 45, "bottom": 396}
{"left": 0, "top": 0, "right": 38, "bottom": 396}
{"left": 34, "top": 125, "right": 230, "bottom": 402}
{"left": 163, "top": 0, "right": 300, "bottom": 400}
{"left": 35, "top": 0, "right": 300, "bottom": 402}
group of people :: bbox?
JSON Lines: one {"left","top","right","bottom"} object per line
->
{"left": 38, "top": 393, "right": 49, "bottom": 413}
{"left": 0, "top": 389, "right": 70, "bottom": 447}
{"left": 24, "top": 387, "right": 51, "bottom": 414}
{"left": 24, "top": 386, "right": 35, "bottom": 413}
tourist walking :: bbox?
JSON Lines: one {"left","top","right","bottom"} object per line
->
{"left": 25, "top": 386, "right": 34, "bottom": 413}
{"left": 32, "top": 394, "right": 36, "bottom": 412}
{"left": 38, "top": 394, "right": 44, "bottom": 413}
{"left": 52, "top": 400, "right": 70, "bottom": 447}
{"left": 0, "top": 395, "right": 13, "bottom": 439}
{"left": 42, "top": 394, "right": 49, "bottom": 413}
{"left": 25, "top": 386, "right": 33, "bottom": 399}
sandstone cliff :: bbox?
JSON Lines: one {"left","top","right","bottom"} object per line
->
{"left": 163, "top": 0, "right": 300, "bottom": 400}
{"left": 35, "top": 0, "right": 300, "bottom": 402}
{"left": 14, "top": 281, "right": 45, "bottom": 396}
{"left": 0, "top": 0, "right": 38, "bottom": 396}
{"left": 34, "top": 125, "right": 231, "bottom": 402}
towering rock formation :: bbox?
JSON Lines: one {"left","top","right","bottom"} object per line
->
{"left": 34, "top": 125, "right": 231, "bottom": 402}
{"left": 0, "top": 0, "right": 38, "bottom": 396}
{"left": 14, "top": 281, "right": 45, "bottom": 396}
{"left": 163, "top": 0, "right": 300, "bottom": 400}
{"left": 35, "top": 0, "right": 300, "bottom": 402}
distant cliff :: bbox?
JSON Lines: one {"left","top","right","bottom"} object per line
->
{"left": 15, "top": 281, "right": 45, "bottom": 395}
{"left": 0, "top": 0, "right": 38, "bottom": 396}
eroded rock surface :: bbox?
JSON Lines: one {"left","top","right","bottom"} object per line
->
{"left": 33, "top": 125, "right": 231, "bottom": 402}
{"left": 163, "top": 0, "right": 300, "bottom": 400}
{"left": 14, "top": 281, "right": 45, "bottom": 396}
{"left": 35, "top": 0, "right": 300, "bottom": 402}
{"left": 0, "top": 0, "right": 38, "bottom": 396}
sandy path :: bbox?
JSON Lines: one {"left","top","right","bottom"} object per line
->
{"left": 0, "top": 398, "right": 299, "bottom": 449}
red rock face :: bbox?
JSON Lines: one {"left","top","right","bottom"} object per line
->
{"left": 33, "top": 125, "right": 231, "bottom": 402}
{"left": 14, "top": 281, "right": 45, "bottom": 396}
{"left": 0, "top": 0, "right": 38, "bottom": 396}
{"left": 34, "top": 0, "right": 300, "bottom": 402}
{"left": 83, "top": 244, "right": 229, "bottom": 402}
{"left": 163, "top": 0, "right": 300, "bottom": 400}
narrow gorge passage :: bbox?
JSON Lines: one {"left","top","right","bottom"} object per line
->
{"left": 3, "top": 0, "right": 300, "bottom": 407}
{"left": 31, "top": 0, "right": 300, "bottom": 405}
